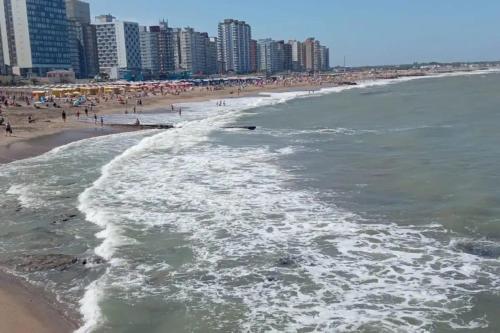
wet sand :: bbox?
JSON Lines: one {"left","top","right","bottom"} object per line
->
{"left": 0, "top": 126, "right": 137, "bottom": 164}
{"left": 0, "top": 271, "right": 78, "bottom": 333}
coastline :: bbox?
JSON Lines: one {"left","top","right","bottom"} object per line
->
{"left": 0, "top": 81, "right": 335, "bottom": 163}
{"left": 0, "top": 68, "right": 497, "bottom": 332}
{"left": 0, "top": 270, "right": 78, "bottom": 333}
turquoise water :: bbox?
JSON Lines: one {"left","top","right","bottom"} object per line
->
{"left": 0, "top": 72, "right": 499, "bottom": 332}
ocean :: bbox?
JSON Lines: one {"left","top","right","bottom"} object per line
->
{"left": 1, "top": 71, "right": 499, "bottom": 333}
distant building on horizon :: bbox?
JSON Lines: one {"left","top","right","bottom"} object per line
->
{"left": 289, "top": 40, "right": 305, "bottom": 72}
{"left": 217, "top": 19, "right": 251, "bottom": 74}
{"left": 249, "top": 39, "right": 258, "bottom": 73}
{"left": 320, "top": 45, "right": 330, "bottom": 71}
{"left": 139, "top": 26, "right": 160, "bottom": 79}
{"left": 304, "top": 38, "right": 316, "bottom": 72}
{"left": 94, "top": 14, "right": 142, "bottom": 79}
{"left": 257, "top": 39, "right": 279, "bottom": 74}
{"left": 150, "top": 20, "right": 175, "bottom": 76}
{"left": 66, "top": 0, "right": 99, "bottom": 78}
{"left": 0, "top": 0, "right": 72, "bottom": 76}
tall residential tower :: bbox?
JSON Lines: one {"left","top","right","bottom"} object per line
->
{"left": 94, "top": 14, "right": 141, "bottom": 79}
{"left": 217, "top": 19, "right": 251, "bottom": 74}
{"left": 0, "top": 0, "right": 71, "bottom": 76}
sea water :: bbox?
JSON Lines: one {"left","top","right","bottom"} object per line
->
{"left": 0, "top": 71, "right": 499, "bottom": 333}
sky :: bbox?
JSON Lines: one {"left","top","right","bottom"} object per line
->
{"left": 86, "top": 0, "right": 500, "bottom": 67}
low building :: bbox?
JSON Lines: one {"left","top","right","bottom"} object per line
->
{"left": 47, "top": 70, "right": 76, "bottom": 83}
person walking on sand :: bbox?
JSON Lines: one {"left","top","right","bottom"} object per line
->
{"left": 85, "top": 108, "right": 88, "bottom": 117}
{"left": 94, "top": 113, "right": 98, "bottom": 125}
{"left": 100, "top": 116, "right": 104, "bottom": 127}
{"left": 62, "top": 110, "right": 67, "bottom": 122}
{"left": 5, "top": 121, "right": 12, "bottom": 136}
{"left": 76, "top": 110, "right": 80, "bottom": 119}
{"left": 178, "top": 107, "right": 182, "bottom": 116}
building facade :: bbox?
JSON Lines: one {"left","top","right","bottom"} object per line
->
{"left": 257, "top": 39, "right": 280, "bottom": 74}
{"left": 206, "top": 37, "right": 218, "bottom": 75}
{"left": 249, "top": 39, "right": 258, "bottom": 73}
{"left": 95, "top": 15, "right": 141, "bottom": 78}
{"left": 66, "top": 0, "right": 98, "bottom": 78}
{"left": 0, "top": 0, "right": 71, "bottom": 76}
{"left": 217, "top": 19, "right": 251, "bottom": 74}
{"left": 139, "top": 26, "right": 160, "bottom": 78}
{"left": 150, "top": 20, "right": 175, "bottom": 76}
{"left": 304, "top": 38, "right": 316, "bottom": 72}
{"left": 320, "top": 45, "right": 330, "bottom": 71}
{"left": 289, "top": 40, "right": 304, "bottom": 72}
{"left": 172, "top": 27, "right": 217, "bottom": 75}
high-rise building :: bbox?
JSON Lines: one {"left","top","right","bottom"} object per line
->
{"left": 150, "top": 20, "right": 175, "bottom": 76}
{"left": 257, "top": 39, "right": 280, "bottom": 74}
{"left": 171, "top": 27, "right": 217, "bottom": 76}
{"left": 65, "top": 0, "right": 89, "bottom": 24}
{"left": 66, "top": 0, "right": 98, "bottom": 78}
{"left": 313, "top": 39, "right": 321, "bottom": 72}
{"left": 172, "top": 28, "right": 182, "bottom": 71}
{"left": 206, "top": 37, "right": 218, "bottom": 75}
{"left": 0, "top": 0, "right": 71, "bottom": 76}
{"left": 139, "top": 26, "right": 160, "bottom": 78}
{"left": 289, "top": 40, "right": 304, "bottom": 72}
{"left": 320, "top": 45, "right": 330, "bottom": 71}
{"left": 217, "top": 19, "right": 251, "bottom": 74}
{"left": 94, "top": 15, "right": 141, "bottom": 78}
{"left": 249, "top": 39, "right": 258, "bottom": 73}
{"left": 304, "top": 38, "right": 316, "bottom": 72}
{"left": 283, "top": 42, "right": 293, "bottom": 72}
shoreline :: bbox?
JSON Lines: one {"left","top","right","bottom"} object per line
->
{"left": 0, "top": 68, "right": 497, "bottom": 332}
{"left": 0, "top": 269, "right": 78, "bottom": 333}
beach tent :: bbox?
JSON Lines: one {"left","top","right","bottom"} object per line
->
{"left": 32, "top": 90, "right": 46, "bottom": 101}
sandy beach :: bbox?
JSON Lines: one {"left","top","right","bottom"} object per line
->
{"left": 0, "top": 80, "right": 336, "bottom": 160}
{"left": 0, "top": 271, "right": 78, "bottom": 333}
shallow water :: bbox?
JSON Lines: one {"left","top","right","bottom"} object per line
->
{"left": 1, "top": 71, "right": 499, "bottom": 333}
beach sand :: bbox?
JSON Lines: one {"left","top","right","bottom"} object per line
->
{"left": 0, "top": 271, "right": 78, "bottom": 333}
{"left": 0, "top": 81, "right": 331, "bottom": 157}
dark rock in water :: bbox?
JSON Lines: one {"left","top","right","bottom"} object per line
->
{"left": 277, "top": 256, "right": 298, "bottom": 267}
{"left": 455, "top": 240, "right": 500, "bottom": 259}
{"left": 12, "top": 254, "right": 78, "bottom": 272}
{"left": 278, "top": 257, "right": 294, "bottom": 266}
{"left": 51, "top": 213, "right": 78, "bottom": 225}
{"left": 4, "top": 254, "right": 105, "bottom": 272}
{"left": 266, "top": 276, "right": 278, "bottom": 282}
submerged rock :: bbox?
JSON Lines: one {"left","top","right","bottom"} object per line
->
{"left": 51, "top": 213, "right": 78, "bottom": 225}
{"left": 455, "top": 240, "right": 500, "bottom": 259}
{"left": 4, "top": 254, "right": 105, "bottom": 272}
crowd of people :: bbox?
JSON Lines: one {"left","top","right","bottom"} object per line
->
{"left": 0, "top": 74, "right": 343, "bottom": 139}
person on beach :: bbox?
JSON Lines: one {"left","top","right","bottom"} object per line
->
{"left": 5, "top": 122, "right": 12, "bottom": 136}
{"left": 85, "top": 108, "right": 88, "bottom": 117}
{"left": 94, "top": 113, "right": 97, "bottom": 125}
{"left": 100, "top": 117, "right": 104, "bottom": 127}
{"left": 62, "top": 110, "right": 66, "bottom": 122}
{"left": 134, "top": 118, "right": 140, "bottom": 126}
{"left": 76, "top": 110, "right": 80, "bottom": 119}
{"left": 133, "top": 106, "right": 136, "bottom": 114}
{"left": 179, "top": 108, "right": 182, "bottom": 116}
